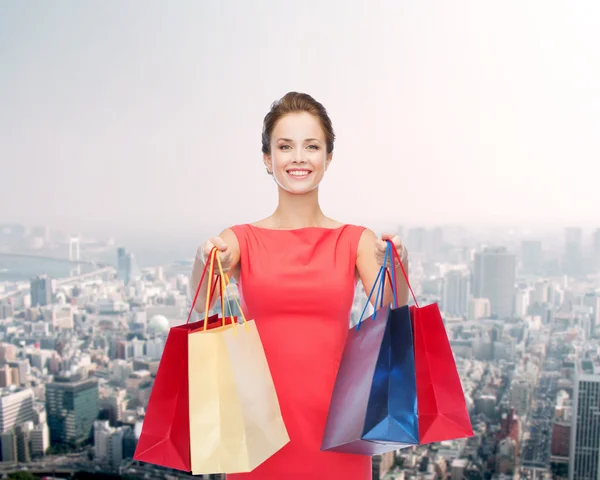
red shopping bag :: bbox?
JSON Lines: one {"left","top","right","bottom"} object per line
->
{"left": 133, "top": 249, "right": 234, "bottom": 470}
{"left": 389, "top": 242, "right": 474, "bottom": 444}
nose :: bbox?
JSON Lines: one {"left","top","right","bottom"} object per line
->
{"left": 293, "top": 149, "right": 306, "bottom": 163}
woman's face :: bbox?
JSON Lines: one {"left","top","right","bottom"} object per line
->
{"left": 264, "top": 112, "right": 332, "bottom": 194}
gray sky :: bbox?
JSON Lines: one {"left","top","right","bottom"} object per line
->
{"left": 1, "top": 1, "right": 599, "bottom": 240}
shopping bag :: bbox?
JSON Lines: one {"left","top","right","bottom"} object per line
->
{"left": 133, "top": 248, "right": 229, "bottom": 470}
{"left": 388, "top": 242, "right": 474, "bottom": 444}
{"left": 188, "top": 251, "right": 290, "bottom": 474}
{"left": 321, "top": 243, "right": 419, "bottom": 455}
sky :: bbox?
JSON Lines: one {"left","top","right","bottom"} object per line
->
{"left": 0, "top": 1, "right": 599, "bottom": 243}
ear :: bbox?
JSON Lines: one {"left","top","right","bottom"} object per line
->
{"left": 325, "top": 153, "right": 333, "bottom": 170}
{"left": 263, "top": 153, "right": 273, "bottom": 173}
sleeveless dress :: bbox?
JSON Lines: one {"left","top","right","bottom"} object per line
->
{"left": 227, "top": 224, "right": 372, "bottom": 480}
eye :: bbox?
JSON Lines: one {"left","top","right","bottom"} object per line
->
{"left": 279, "top": 145, "right": 291, "bottom": 150}
{"left": 307, "top": 145, "right": 319, "bottom": 150}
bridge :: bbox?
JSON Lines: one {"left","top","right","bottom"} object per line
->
{"left": 0, "top": 266, "right": 117, "bottom": 301}
{"left": 0, "top": 251, "right": 109, "bottom": 267}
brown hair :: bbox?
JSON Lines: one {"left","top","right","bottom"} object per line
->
{"left": 261, "top": 92, "right": 335, "bottom": 155}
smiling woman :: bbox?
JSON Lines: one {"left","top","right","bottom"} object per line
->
{"left": 188, "top": 91, "right": 409, "bottom": 480}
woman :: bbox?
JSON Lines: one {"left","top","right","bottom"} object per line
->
{"left": 190, "top": 92, "right": 409, "bottom": 479}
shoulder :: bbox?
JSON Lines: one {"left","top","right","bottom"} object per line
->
{"left": 219, "top": 226, "right": 243, "bottom": 250}
{"left": 356, "top": 228, "right": 377, "bottom": 257}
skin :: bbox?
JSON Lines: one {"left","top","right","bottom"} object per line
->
{"left": 190, "top": 111, "right": 409, "bottom": 313}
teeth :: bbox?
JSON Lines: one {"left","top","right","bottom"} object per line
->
{"left": 288, "top": 170, "right": 310, "bottom": 176}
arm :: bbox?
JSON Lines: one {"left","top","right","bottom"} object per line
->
{"left": 356, "top": 229, "right": 410, "bottom": 308}
{"left": 190, "top": 228, "right": 241, "bottom": 315}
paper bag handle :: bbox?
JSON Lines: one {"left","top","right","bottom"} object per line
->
{"left": 186, "top": 247, "right": 219, "bottom": 324}
{"left": 213, "top": 248, "right": 249, "bottom": 329}
{"left": 386, "top": 239, "right": 419, "bottom": 308}
{"left": 356, "top": 243, "right": 395, "bottom": 330}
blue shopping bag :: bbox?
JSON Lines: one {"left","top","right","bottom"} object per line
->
{"left": 321, "top": 243, "right": 419, "bottom": 455}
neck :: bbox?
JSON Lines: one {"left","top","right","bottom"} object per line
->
{"left": 271, "top": 186, "right": 326, "bottom": 229}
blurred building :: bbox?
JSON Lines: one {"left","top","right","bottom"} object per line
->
{"left": 521, "top": 240, "right": 543, "bottom": 274}
{"left": 442, "top": 270, "right": 470, "bottom": 318}
{"left": 473, "top": 247, "right": 516, "bottom": 319}
{"left": 569, "top": 361, "right": 600, "bottom": 480}
{"left": 0, "top": 389, "right": 35, "bottom": 433}
{"left": 46, "top": 375, "right": 99, "bottom": 446}
{"left": 564, "top": 227, "right": 583, "bottom": 277}
{"left": 551, "top": 419, "right": 571, "bottom": 458}
{"left": 30, "top": 275, "right": 53, "bottom": 307}
{"left": 117, "top": 247, "right": 136, "bottom": 285}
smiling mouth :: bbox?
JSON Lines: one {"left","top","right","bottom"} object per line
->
{"left": 287, "top": 169, "right": 312, "bottom": 179}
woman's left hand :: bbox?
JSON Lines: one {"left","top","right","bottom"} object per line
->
{"left": 374, "top": 233, "right": 407, "bottom": 267}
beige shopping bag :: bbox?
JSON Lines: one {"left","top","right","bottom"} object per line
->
{"left": 188, "top": 251, "right": 289, "bottom": 475}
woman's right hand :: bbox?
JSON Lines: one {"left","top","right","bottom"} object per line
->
{"left": 197, "top": 236, "right": 234, "bottom": 272}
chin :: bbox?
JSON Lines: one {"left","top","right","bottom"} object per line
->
{"left": 275, "top": 177, "right": 321, "bottom": 195}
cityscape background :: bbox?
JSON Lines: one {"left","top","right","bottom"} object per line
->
{"left": 0, "top": 223, "right": 599, "bottom": 480}
{"left": 1, "top": 1, "right": 600, "bottom": 479}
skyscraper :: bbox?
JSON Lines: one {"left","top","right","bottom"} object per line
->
{"left": 0, "top": 389, "right": 35, "bottom": 433}
{"left": 472, "top": 247, "right": 516, "bottom": 319}
{"left": 520, "top": 240, "right": 543, "bottom": 274}
{"left": 117, "top": 247, "right": 135, "bottom": 285}
{"left": 46, "top": 375, "right": 99, "bottom": 446}
{"left": 442, "top": 270, "right": 470, "bottom": 317}
{"left": 593, "top": 228, "right": 600, "bottom": 269}
{"left": 583, "top": 292, "right": 600, "bottom": 336}
{"left": 30, "top": 275, "right": 53, "bottom": 307}
{"left": 564, "top": 227, "right": 583, "bottom": 277}
{"left": 569, "top": 361, "right": 600, "bottom": 480}
{"left": 593, "top": 228, "right": 600, "bottom": 255}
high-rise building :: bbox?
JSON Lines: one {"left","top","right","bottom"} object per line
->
{"left": 94, "top": 420, "right": 125, "bottom": 469}
{"left": 0, "top": 343, "right": 17, "bottom": 363}
{"left": 30, "top": 275, "right": 53, "bottom": 307}
{"left": 593, "top": 228, "right": 600, "bottom": 253}
{"left": 514, "top": 288, "right": 530, "bottom": 319}
{"left": 569, "top": 361, "right": 600, "bottom": 480}
{"left": 551, "top": 420, "right": 571, "bottom": 458}
{"left": 15, "top": 421, "right": 33, "bottom": 463}
{"left": 473, "top": 247, "right": 516, "bottom": 319}
{"left": 509, "top": 379, "right": 531, "bottom": 416}
{"left": 1, "top": 431, "right": 17, "bottom": 462}
{"left": 468, "top": 298, "right": 491, "bottom": 320}
{"left": 582, "top": 292, "right": 600, "bottom": 333}
{"left": 30, "top": 423, "right": 50, "bottom": 457}
{"left": 0, "top": 389, "right": 35, "bottom": 434}
{"left": 46, "top": 375, "right": 99, "bottom": 446}
{"left": 593, "top": 228, "right": 600, "bottom": 270}
{"left": 532, "top": 280, "right": 550, "bottom": 304}
{"left": 117, "top": 247, "right": 135, "bottom": 285}
{"left": 521, "top": 240, "right": 543, "bottom": 274}
{"left": 564, "top": 227, "right": 583, "bottom": 277}
{"left": 442, "top": 270, "right": 470, "bottom": 317}
{"left": 406, "top": 228, "right": 427, "bottom": 253}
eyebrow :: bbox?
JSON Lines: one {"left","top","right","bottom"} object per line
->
{"left": 277, "top": 138, "right": 322, "bottom": 143}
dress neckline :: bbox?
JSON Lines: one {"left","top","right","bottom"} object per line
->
{"left": 246, "top": 223, "right": 347, "bottom": 232}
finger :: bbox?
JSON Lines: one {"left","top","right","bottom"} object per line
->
{"left": 381, "top": 233, "right": 397, "bottom": 240}
{"left": 209, "top": 237, "right": 229, "bottom": 251}
{"left": 202, "top": 240, "right": 215, "bottom": 256}
{"left": 374, "top": 240, "right": 387, "bottom": 252}
{"left": 220, "top": 252, "right": 233, "bottom": 265}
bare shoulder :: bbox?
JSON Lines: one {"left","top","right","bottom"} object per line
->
{"left": 218, "top": 228, "right": 240, "bottom": 256}
{"left": 357, "top": 228, "right": 377, "bottom": 257}
{"left": 217, "top": 227, "right": 241, "bottom": 280}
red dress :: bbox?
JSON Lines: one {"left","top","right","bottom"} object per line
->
{"left": 227, "top": 224, "right": 372, "bottom": 480}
